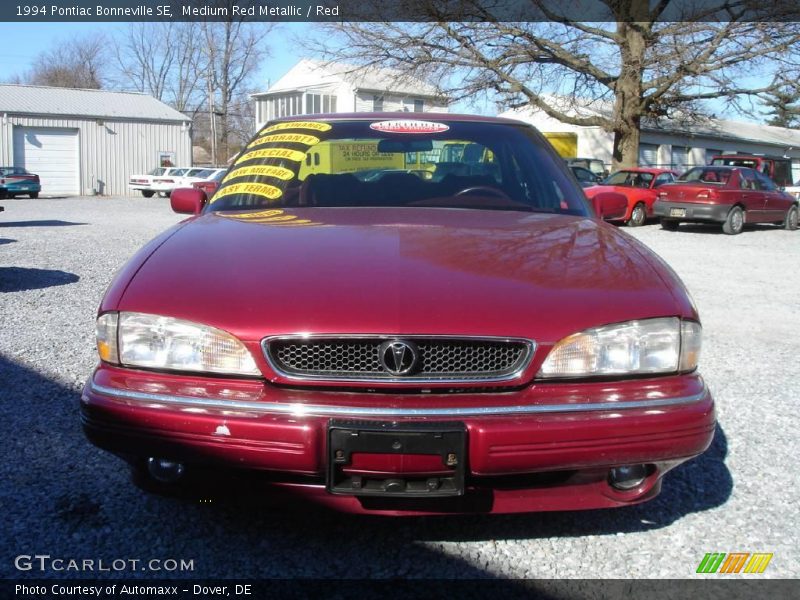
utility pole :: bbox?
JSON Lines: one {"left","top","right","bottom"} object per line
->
{"left": 208, "top": 77, "right": 217, "bottom": 166}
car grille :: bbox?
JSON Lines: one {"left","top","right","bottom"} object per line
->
{"left": 263, "top": 336, "right": 534, "bottom": 383}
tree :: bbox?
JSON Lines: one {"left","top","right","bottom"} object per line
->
{"left": 27, "top": 35, "right": 108, "bottom": 89}
{"left": 113, "top": 22, "right": 206, "bottom": 114}
{"left": 200, "top": 14, "right": 272, "bottom": 162}
{"left": 316, "top": 0, "right": 800, "bottom": 168}
{"left": 762, "top": 79, "right": 800, "bottom": 128}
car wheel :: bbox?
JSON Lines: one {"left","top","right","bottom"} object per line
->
{"left": 661, "top": 219, "right": 680, "bottom": 231}
{"left": 722, "top": 206, "right": 744, "bottom": 235}
{"left": 141, "top": 190, "right": 155, "bottom": 198}
{"left": 29, "top": 192, "right": 38, "bottom": 199}
{"left": 784, "top": 205, "right": 799, "bottom": 230}
{"left": 627, "top": 203, "right": 646, "bottom": 227}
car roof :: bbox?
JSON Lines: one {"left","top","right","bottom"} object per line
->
{"left": 614, "top": 167, "right": 674, "bottom": 174}
{"left": 271, "top": 112, "right": 528, "bottom": 125}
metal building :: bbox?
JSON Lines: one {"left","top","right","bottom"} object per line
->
{"left": 0, "top": 84, "right": 191, "bottom": 196}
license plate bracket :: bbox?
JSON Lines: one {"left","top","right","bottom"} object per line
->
{"left": 327, "top": 420, "right": 466, "bottom": 497}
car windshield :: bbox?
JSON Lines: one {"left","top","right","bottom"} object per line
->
{"left": 603, "top": 170, "right": 653, "bottom": 188}
{"left": 679, "top": 167, "right": 732, "bottom": 184}
{"left": 205, "top": 119, "right": 589, "bottom": 215}
{"left": 148, "top": 168, "right": 166, "bottom": 176}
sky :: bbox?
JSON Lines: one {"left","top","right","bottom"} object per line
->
{"left": 0, "top": 21, "right": 767, "bottom": 123}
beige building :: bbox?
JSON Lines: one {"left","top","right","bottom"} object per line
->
{"left": 252, "top": 59, "right": 450, "bottom": 130}
{"left": 0, "top": 84, "right": 191, "bottom": 196}
{"left": 501, "top": 100, "right": 800, "bottom": 181}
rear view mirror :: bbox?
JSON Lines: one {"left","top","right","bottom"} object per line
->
{"left": 171, "top": 188, "right": 207, "bottom": 215}
{"left": 591, "top": 191, "right": 628, "bottom": 221}
{"left": 377, "top": 139, "right": 433, "bottom": 153}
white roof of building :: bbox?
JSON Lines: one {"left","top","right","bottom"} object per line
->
{"left": 0, "top": 84, "right": 190, "bottom": 122}
{"left": 503, "top": 97, "right": 800, "bottom": 150}
{"left": 254, "top": 59, "right": 443, "bottom": 99}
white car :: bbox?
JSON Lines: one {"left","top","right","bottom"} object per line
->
{"left": 129, "top": 167, "right": 172, "bottom": 198}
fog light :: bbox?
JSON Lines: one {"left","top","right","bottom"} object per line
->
{"left": 147, "top": 457, "right": 185, "bottom": 483}
{"left": 609, "top": 464, "right": 648, "bottom": 490}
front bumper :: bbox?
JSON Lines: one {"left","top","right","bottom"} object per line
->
{"left": 653, "top": 200, "right": 731, "bottom": 223}
{"left": 81, "top": 365, "right": 715, "bottom": 514}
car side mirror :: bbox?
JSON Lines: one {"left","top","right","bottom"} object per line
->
{"left": 591, "top": 191, "right": 628, "bottom": 221}
{"left": 171, "top": 188, "right": 207, "bottom": 215}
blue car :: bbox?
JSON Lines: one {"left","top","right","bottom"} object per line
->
{"left": 0, "top": 166, "right": 41, "bottom": 199}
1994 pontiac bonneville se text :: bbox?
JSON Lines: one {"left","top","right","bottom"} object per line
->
{"left": 81, "top": 115, "right": 715, "bottom": 515}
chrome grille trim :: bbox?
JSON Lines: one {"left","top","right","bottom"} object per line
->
{"left": 261, "top": 335, "right": 536, "bottom": 384}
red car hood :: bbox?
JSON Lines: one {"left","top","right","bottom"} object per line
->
{"left": 115, "top": 208, "right": 691, "bottom": 344}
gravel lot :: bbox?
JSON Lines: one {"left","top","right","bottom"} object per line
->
{"left": 1, "top": 196, "right": 798, "bottom": 580}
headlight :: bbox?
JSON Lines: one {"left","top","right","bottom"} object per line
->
{"left": 95, "top": 312, "right": 260, "bottom": 376}
{"left": 538, "top": 317, "right": 701, "bottom": 379}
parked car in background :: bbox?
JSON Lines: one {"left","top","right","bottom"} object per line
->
{"left": 191, "top": 169, "right": 226, "bottom": 199}
{"left": 784, "top": 180, "right": 800, "bottom": 200}
{"left": 653, "top": 166, "right": 798, "bottom": 234}
{"left": 150, "top": 168, "right": 198, "bottom": 197}
{"left": 569, "top": 165, "right": 602, "bottom": 187}
{"left": 129, "top": 167, "right": 176, "bottom": 198}
{"left": 567, "top": 157, "right": 608, "bottom": 178}
{"left": 82, "top": 113, "right": 714, "bottom": 516}
{"left": 584, "top": 168, "right": 679, "bottom": 227}
{"left": 709, "top": 154, "right": 793, "bottom": 188}
{"left": 0, "top": 166, "right": 41, "bottom": 199}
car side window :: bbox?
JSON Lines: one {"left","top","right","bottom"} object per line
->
{"left": 739, "top": 170, "right": 758, "bottom": 190}
{"left": 754, "top": 171, "right": 777, "bottom": 191}
{"left": 654, "top": 174, "right": 672, "bottom": 187}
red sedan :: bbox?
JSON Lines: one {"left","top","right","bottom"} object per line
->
{"left": 585, "top": 168, "right": 679, "bottom": 227}
{"left": 653, "top": 166, "right": 799, "bottom": 234}
{"left": 81, "top": 115, "right": 714, "bottom": 515}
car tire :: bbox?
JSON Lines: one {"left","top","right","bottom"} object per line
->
{"left": 627, "top": 203, "right": 646, "bottom": 227}
{"left": 29, "top": 192, "right": 38, "bottom": 199}
{"left": 661, "top": 219, "right": 680, "bottom": 231}
{"left": 141, "top": 190, "right": 155, "bottom": 198}
{"left": 722, "top": 206, "right": 744, "bottom": 235}
{"left": 783, "top": 205, "right": 799, "bottom": 230}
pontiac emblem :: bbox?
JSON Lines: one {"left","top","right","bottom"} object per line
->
{"left": 378, "top": 340, "right": 419, "bottom": 375}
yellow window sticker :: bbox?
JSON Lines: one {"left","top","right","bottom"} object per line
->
{"left": 226, "top": 209, "right": 288, "bottom": 220}
{"left": 262, "top": 121, "right": 332, "bottom": 133}
{"left": 218, "top": 209, "right": 320, "bottom": 227}
{"left": 248, "top": 133, "right": 321, "bottom": 148}
{"left": 223, "top": 166, "right": 294, "bottom": 183}
{"left": 212, "top": 182, "right": 282, "bottom": 202}
{"left": 235, "top": 148, "right": 305, "bottom": 164}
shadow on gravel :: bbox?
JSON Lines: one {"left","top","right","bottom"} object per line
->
{"left": 0, "top": 238, "right": 16, "bottom": 245}
{"left": 666, "top": 223, "right": 780, "bottom": 235}
{"left": 0, "top": 267, "right": 79, "bottom": 292}
{"left": 0, "top": 220, "right": 87, "bottom": 228}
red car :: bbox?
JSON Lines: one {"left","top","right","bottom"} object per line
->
{"left": 191, "top": 168, "right": 226, "bottom": 199}
{"left": 82, "top": 114, "right": 714, "bottom": 515}
{"left": 584, "top": 168, "right": 679, "bottom": 227}
{"left": 653, "top": 166, "right": 799, "bottom": 235}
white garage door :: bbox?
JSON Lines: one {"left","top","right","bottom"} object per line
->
{"left": 13, "top": 127, "right": 80, "bottom": 196}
